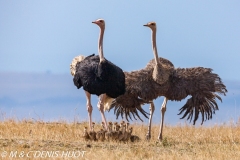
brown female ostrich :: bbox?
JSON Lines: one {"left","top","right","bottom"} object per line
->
{"left": 108, "top": 22, "right": 227, "bottom": 140}
{"left": 70, "top": 19, "right": 125, "bottom": 131}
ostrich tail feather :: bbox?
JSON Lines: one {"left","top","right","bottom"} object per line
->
{"left": 70, "top": 55, "right": 85, "bottom": 76}
{"left": 104, "top": 95, "right": 114, "bottom": 111}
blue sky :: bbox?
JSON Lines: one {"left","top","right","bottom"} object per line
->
{"left": 1, "top": 0, "right": 240, "bottom": 80}
{"left": 0, "top": 1, "right": 240, "bottom": 125}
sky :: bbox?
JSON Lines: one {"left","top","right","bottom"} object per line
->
{"left": 0, "top": 0, "right": 240, "bottom": 80}
{"left": 0, "top": 1, "right": 240, "bottom": 125}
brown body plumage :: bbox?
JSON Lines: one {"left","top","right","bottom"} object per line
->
{"left": 110, "top": 57, "right": 175, "bottom": 121}
{"left": 107, "top": 57, "right": 174, "bottom": 122}
{"left": 130, "top": 135, "right": 141, "bottom": 142}
{"left": 109, "top": 22, "right": 227, "bottom": 140}
{"left": 120, "top": 62, "right": 226, "bottom": 119}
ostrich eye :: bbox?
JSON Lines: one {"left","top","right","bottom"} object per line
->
{"left": 151, "top": 23, "right": 155, "bottom": 26}
{"left": 99, "top": 20, "right": 103, "bottom": 23}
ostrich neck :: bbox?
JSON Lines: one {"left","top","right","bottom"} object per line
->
{"left": 122, "top": 127, "right": 125, "bottom": 133}
{"left": 151, "top": 29, "right": 159, "bottom": 65}
{"left": 98, "top": 27, "right": 105, "bottom": 62}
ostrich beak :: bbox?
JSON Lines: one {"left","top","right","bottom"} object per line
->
{"left": 92, "top": 21, "right": 97, "bottom": 24}
{"left": 143, "top": 24, "right": 148, "bottom": 27}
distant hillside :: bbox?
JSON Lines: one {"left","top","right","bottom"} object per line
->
{"left": 0, "top": 72, "right": 239, "bottom": 125}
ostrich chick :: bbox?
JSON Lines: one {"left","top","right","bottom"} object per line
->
{"left": 118, "top": 122, "right": 126, "bottom": 141}
{"left": 123, "top": 122, "right": 130, "bottom": 141}
{"left": 105, "top": 122, "right": 113, "bottom": 141}
{"left": 96, "top": 122, "right": 106, "bottom": 141}
{"left": 112, "top": 122, "right": 119, "bottom": 141}
{"left": 125, "top": 127, "right": 133, "bottom": 142}
{"left": 82, "top": 127, "right": 90, "bottom": 141}
{"left": 89, "top": 122, "right": 96, "bottom": 141}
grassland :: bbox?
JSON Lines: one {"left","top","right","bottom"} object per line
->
{"left": 0, "top": 119, "right": 240, "bottom": 160}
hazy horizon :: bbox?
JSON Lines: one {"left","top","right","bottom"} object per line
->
{"left": 0, "top": 72, "right": 239, "bottom": 126}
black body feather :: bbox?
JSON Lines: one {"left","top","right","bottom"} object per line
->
{"left": 73, "top": 54, "right": 125, "bottom": 98}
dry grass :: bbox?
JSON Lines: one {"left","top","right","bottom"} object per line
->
{"left": 0, "top": 119, "right": 240, "bottom": 160}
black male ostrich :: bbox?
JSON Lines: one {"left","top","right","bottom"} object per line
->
{"left": 108, "top": 22, "right": 227, "bottom": 141}
{"left": 70, "top": 19, "right": 125, "bottom": 130}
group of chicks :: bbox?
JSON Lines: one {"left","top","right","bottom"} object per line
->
{"left": 82, "top": 121, "right": 140, "bottom": 142}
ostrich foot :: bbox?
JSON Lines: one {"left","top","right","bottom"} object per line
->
{"left": 158, "top": 134, "right": 163, "bottom": 141}
{"left": 145, "top": 134, "right": 151, "bottom": 140}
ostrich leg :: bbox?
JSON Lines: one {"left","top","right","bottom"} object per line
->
{"left": 98, "top": 93, "right": 108, "bottom": 130}
{"left": 158, "top": 97, "right": 168, "bottom": 140}
{"left": 85, "top": 91, "right": 93, "bottom": 130}
{"left": 146, "top": 101, "right": 155, "bottom": 140}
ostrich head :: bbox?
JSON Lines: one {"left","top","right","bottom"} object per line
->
{"left": 143, "top": 22, "right": 157, "bottom": 31}
{"left": 92, "top": 122, "right": 95, "bottom": 130}
{"left": 92, "top": 18, "right": 105, "bottom": 29}
{"left": 116, "top": 124, "right": 120, "bottom": 131}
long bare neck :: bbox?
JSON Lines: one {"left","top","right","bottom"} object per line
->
{"left": 151, "top": 29, "right": 159, "bottom": 65}
{"left": 98, "top": 27, "right": 105, "bottom": 62}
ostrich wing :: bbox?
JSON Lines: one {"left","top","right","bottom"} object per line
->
{"left": 109, "top": 57, "right": 173, "bottom": 121}
{"left": 166, "top": 67, "right": 227, "bottom": 125}
{"left": 111, "top": 93, "right": 149, "bottom": 121}
{"left": 97, "top": 59, "right": 126, "bottom": 98}
{"left": 109, "top": 68, "right": 160, "bottom": 121}
{"left": 73, "top": 54, "right": 97, "bottom": 89}
{"left": 124, "top": 69, "right": 161, "bottom": 101}
{"left": 73, "top": 54, "right": 125, "bottom": 98}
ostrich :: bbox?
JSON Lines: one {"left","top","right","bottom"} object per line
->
{"left": 123, "top": 122, "right": 131, "bottom": 141}
{"left": 96, "top": 122, "right": 106, "bottom": 141}
{"left": 112, "top": 122, "right": 119, "bottom": 141}
{"left": 109, "top": 22, "right": 227, "bottom": 140}
{"left": 88, "top": 122, "right": 96, "bottom": 141}
{"left": 126, "top": 127, "right": 133, "bottom": 142}
{"left": 82, "top": 127, "right": 90, "bottom": 141}
{"left": 118, "top": 121, "right": 127, "bottom": 141}
{"left": 105, "top": 121, "right": 114, "bottom": 141}
{"left": 70, "top": 19, "right": 125, "bottom": 130}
